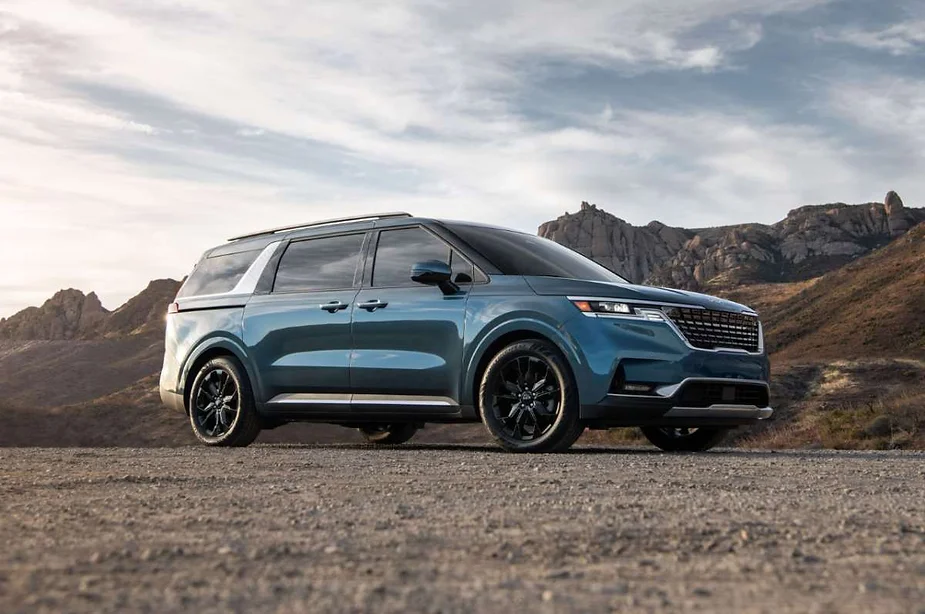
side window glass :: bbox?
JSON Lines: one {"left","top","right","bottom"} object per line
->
{"left": 274, "top": 234, "right": 365, "bottom": 292}
{"left": 373, "top": 228, "right": 449, "bottom": 287}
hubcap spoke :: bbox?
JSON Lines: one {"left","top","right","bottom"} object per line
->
{"left": 194, "top": 368, "right": 238, "bottom": 439}
{"left": 492, "top": 353, "right": 562, "bottom": 443}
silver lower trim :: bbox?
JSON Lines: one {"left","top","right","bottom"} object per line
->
{"left": 267, "top": 393, "right": 456, "bottom": 407}
{"left": 663, "top": 405, "right": 773, "bottom": 420}
{"left": 270, "top": 393, "right": 351, "bottom": 404}
{"left": 607, "top": 377, "right": 770, "bottom": 400}
{"left": 654, "top": 377, "right": 769, "bottom": 399}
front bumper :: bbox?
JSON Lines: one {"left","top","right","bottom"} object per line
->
{"left": 582, "top": 377, "right": 773, "bottom": 427}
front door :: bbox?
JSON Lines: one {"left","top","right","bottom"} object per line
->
{"left": 243, "top": 231, "right": 368, "bottom": 404}
{"left": 350, "top": 226, "right": 474, "bottom": 409}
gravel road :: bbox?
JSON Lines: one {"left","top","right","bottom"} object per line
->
{"left": 2, "top": 445, "right": 924, "bottom": 613}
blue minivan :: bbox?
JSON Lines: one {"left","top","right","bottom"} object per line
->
{"left": 160, "top": 213, "right": 771, "bottom": 452}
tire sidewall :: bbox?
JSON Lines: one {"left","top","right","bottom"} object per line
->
{"left": 478, "top": 340, "right": 581, "bottom": 452}
{"left": 188, "top": 356, "right": 255, "bottom": 446}
{"left": 359, "top": 423, "right": 418, "bottom": 445}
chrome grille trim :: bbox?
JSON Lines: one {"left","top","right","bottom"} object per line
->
{"left": 664, "top": 307, "right": 762, "bottom": 353}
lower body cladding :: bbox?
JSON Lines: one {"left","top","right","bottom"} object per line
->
{"left": 582, "top": 377, "right": 773, "bottom": 428}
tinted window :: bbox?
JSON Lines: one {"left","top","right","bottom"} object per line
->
{"left": 373, "top": 228, "right": 453, "bottom": 287}
{"left": 274, "top": 233, "right": 365, "bottom": 292}
{"left": 178, "top": 249, "right": 261, "bottom": 298}
{"left": 447, "top": 224, "right": 628, "bottom": 283}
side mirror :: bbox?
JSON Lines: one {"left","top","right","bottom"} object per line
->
{"left": 411, "top": 260, "right": 458, "bottom": 294}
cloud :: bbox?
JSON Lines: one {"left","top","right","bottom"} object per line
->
{"left": 816, "top": 20, "right": 925, "bottom": 55}
{"left": 235, "top": 127, "right": 266, "bottom": 137}
{"left": 0, "top": 0, "right": 920, "bottom": 317}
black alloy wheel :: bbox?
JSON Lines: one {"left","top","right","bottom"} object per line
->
{"left": 640, "top": 425, "right": 729, "bottom": 452}
{"left": 193, "top": 368, "right": 239, "bottom": 439}
{"left": 479, "top": 340, "right": 584, "bottom": 452}
{"left": 492, "top": 355, "right": 562, "bottom": 441}
{"left": 188, "top": 356, "right": 261, "bottom": 447}
{"left": 359, "top": 423, "right": 419, "bottom": 445}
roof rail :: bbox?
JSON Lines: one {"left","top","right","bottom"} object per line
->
{"left": 227, "top": 212, "right": 413, "bottom": 241}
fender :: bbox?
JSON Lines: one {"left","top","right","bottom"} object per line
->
{"left": 178, "top": 335, "right": 265, "bottom": 406}
{"left": 461, "top": 315, "right": 589, "bottom": 407}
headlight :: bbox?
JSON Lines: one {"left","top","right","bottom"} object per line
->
{"left": 571, "top": 300, "right": 667, "bottom": 321}
{"left": 571, "top": 300, "right": 632, "bottom": 314}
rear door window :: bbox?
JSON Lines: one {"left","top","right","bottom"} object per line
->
{"left": 178, "top": 249, "right": 261, "bottom": 298}
{"left": 274, "top": 233, "right": 366, "bottom": 292}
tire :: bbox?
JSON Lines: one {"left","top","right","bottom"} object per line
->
{"left": 640, "top": 426, "right": 729, "bottom": 452}
{"left": 359, "top": 424, "right": 419, "bottom": 445}
{"left": 188, "top": 356, "right": 261, "bottom": 447}
{"left": 478, "top": 340, "right": 584, "bottom": 453}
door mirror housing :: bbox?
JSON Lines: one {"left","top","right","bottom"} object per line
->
{"left": 411, "top": 260, "right": 458, "bottom": 294}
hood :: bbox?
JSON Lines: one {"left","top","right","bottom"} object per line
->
{"left": 523, "top": 276, "right": 755, "bottom": 314}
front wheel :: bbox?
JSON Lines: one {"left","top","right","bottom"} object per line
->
{"left": 478, "top": 340, "right": 584, "bottom": 453}
{"left": 640, "top": 426, "right": 729, "bottom": 452}
{"left": 359, "top": 423, "right": 419, "bottom": 445}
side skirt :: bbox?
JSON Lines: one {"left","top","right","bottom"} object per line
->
{"left": 260, "top": 393, "right": 479, "bottom": 422}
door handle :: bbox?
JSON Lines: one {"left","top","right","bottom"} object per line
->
{"left": 357, "top": 300, "right": 388, "bottom": 312}
{"left": 320, "top": 301, "right": 349, "bottom": 313}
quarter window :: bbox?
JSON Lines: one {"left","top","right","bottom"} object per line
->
{"left": 178, "top": 249, "right": 261, "bottom": 298}
{"left": 274, "top": 233, "right": 365, "bottom": 292}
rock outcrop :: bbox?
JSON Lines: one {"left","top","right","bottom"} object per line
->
{"left": 0, "top": 289, "right": 109, "bottom": 340}
{"left": 884, "top": 190, "right": 914, "bottom": 237}
{"left": 539, "top": 192, "right": 925, "bottom": 288}
{"left": 537, "top": 202, "right": 693, "bottom": 282}
{"left": 0, "top": 280, "right": 182, "bottom": 341}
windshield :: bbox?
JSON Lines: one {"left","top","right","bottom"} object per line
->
{"left": 445, "top": 223, "right": 629, "bottom": 284}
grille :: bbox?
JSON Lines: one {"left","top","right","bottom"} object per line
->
{"left": 664, "top": 308, "right": 761, "bottom": 353}
{"left": 677, "top": 382, "right": 769, "bottom": 408}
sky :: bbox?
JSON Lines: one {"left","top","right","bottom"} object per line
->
{"left": 1, "top": 0, "right": 924, "bottom": 317}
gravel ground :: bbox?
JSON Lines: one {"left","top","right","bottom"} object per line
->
{"left": 2, "top": 445, "right": 924, "bottom": 613}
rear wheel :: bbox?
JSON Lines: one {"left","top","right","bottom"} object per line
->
{"left": 641, "top": 426, "right": 729, "bottom": 452}
{"left": 188, "top": 356, "right": 261, "bottom": 447}
{"left": 478, "top": 340, "right": 584, "bottom": 453}
{"left": 359, "top": 423, "right": 419, "bottom": 445}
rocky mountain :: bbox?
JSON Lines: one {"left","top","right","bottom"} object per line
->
{"left": 0, "top": 289, "right": 109, "bottom": 340}
{"left": 539, "top": 191, "right": 925, "bottom": 289}
{"left": 0, "top": 279, "right": 181, "bottom": 341}
{"left": 538, "top": 202, "right": 694, "bottom": 282}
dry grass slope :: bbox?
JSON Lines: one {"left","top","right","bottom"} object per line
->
{"left": 762, "top": 223, "right": 925, "bottom": 361}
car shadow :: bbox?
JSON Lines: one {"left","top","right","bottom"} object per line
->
{"left": 259, "top": 442, "right": 920, "bottom": 460}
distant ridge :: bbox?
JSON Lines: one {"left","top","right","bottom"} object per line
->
{"left": 538, "top": 191, "right": 925, "bottom": 289}
{"left": 0, "top": 279, "right": 181, "bottom": 341}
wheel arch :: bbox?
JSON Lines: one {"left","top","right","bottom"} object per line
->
{"left": 180, "top": 338, "right": 259, "bottom": 414}
{"left": 464, "top": 319, "right": 585, "bottom": 410}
